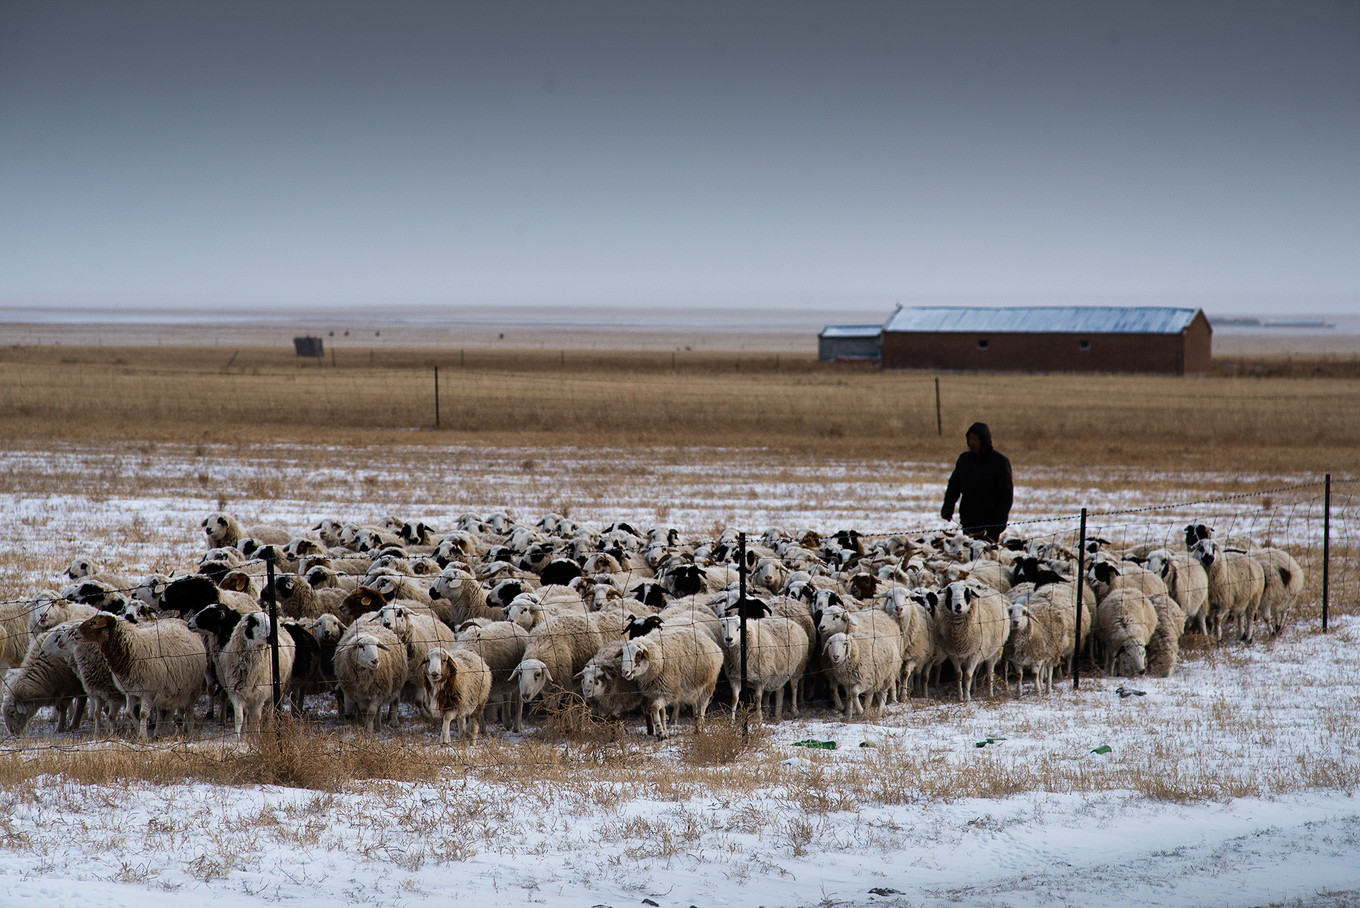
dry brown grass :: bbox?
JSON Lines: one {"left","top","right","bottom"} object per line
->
{"left": 1, "top": 343, "right": 1358, "bottom": 472}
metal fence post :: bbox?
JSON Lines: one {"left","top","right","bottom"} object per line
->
{"left": 266, "top": 552, "right": 282, "bottom": 711}
{"left": 738, "top": 531, "right": 749, "bottom": 738}
{"left": 935, "top": 377, "right": 942, "bottom": 436}
{"left": 1323, "top": 473, "right": 1331, "bottom": 632}
{"left": 1073, "top": 508, "right": 1087, "bottom": 689}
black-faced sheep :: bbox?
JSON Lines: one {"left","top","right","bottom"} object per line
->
{"left": 1186, "top": 525, "right": 1266, "bottom": 642}
{"left": 934, "top": 580, "right": 1010, "bottom": 702}
{"left": 216, "top": 611, "right": 296, "bottom": 738}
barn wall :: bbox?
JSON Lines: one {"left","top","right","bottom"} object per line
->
{"left": 881, "top": 330, "right": 1205, "bottom": 374}
{"left": 818, "top": 336, "right": 882, "bottom": 362}
{"left": 1182, "top": 311, "right": 1213, "bottom": 374}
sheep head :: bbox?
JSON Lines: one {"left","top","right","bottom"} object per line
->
{"left": 619, "top": 642, "right": 650, "bottom": 682}
{"left": 510, "top": 658, "right": 552, "bottom": 701}
{"left": 940, "top": 581, "right": 976, "bottom": 616}
{"left": 823, "top": 632, "right": 851, "bottom": 666}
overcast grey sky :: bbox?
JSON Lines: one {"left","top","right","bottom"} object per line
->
{"left": 2, "top": 1, "right": 1357, "bottom": 316}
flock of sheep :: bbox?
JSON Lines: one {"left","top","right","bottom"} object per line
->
{"left": 0, "top": 510, "right": 1306, "bottom": 744}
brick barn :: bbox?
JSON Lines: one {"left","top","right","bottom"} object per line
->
{"left": 879, "top": 306, "right": 1212, "bottom": 375}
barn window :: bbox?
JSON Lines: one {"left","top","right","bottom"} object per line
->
{"left": 977, "top": 338, "right": 989, "bottom": 350}
{"left": 1078, "top": 339, "right": 1091, "bottom": 351}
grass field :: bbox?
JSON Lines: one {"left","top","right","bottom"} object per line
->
{"left": 2, "top": 344, "right": 1358, "bottom": 473}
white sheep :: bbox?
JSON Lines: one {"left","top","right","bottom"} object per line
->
{"left": 934, "top": 580, "right": 1010, "bottom": 702}
{"left": 76, "top": 614, "right": 207, "bottom": 739}
{"left": 216, "top": 611, "right": 297, "bottom": 738}
{"left": 2, "top": 626, "right": 87, "bottom": 735}
{"left": 261, "top": 572, "right": 348, "bottom": 620}
{"left": 428, "top": 568, "right": 507, "bottom": 626}
{"left": 202, "top": 511, "right": 291, "bottom": 549}
{"left": 577, "top": 638, "right": 648, "bottom": 726}
{"left": 508, "top": 611, "right": 615, "bottom": 706}
{"left": 378, "top": 603, "right": 458, "bottom": 704}
{"left": 1249, "top": 547, "right": 1305, "bottom": 637}
{"left": 45, "top": 620, "right": 124, "bottom": 737}
{"left": 822, "top": 629, "right": 902, "bottom": 716}
{"left": 620, "top": 624, "right": 724, "bottom": 738}
{"left": 130, "top": 573, "right": 173, "bottom": 610}
{"left": 1004, "top": 595, "right": 1070, "bottom": 696}
{"left": 504, "top": 588, "right": 588, "bottom": 630}
{"left": 1143, "top": 549, "right": 1210, "bottom": 636}
{"left": 878, "top": 587, "right": 937, "bottom": 698}
{"left": 1088, "top": 554, "right": 1169, "bottom": 602}
{"left": 816, "top": 602, "right": 903, "bottom": 708}
{"left": 453, "top": 620, "right": 530, "bottom": 732}
{"left": 1187, "top": 528, "right": 1266, "bottom": 642}
{"left": 420, "top": 646, "right": 492, "bottom": 743}
{"left": 334, "top": 625, "right": 409, "bottom": 734}
{"left": 1146, "top": 593, "right": 1187, "bottom": 678}
{"left": 1095, "top": 588, "right": 1159, "bottom": 677}
{"left": 718, "top": 614, "right": 808, "bottom": 722}
{"left": 64, "top": 557, "right": 136, "bottom": 593}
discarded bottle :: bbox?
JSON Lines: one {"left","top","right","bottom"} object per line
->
{"left": 793, "top": 739, "right": 837, "bottom": 750}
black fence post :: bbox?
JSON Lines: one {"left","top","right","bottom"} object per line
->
{"left": 738, "top": 531, "right": 749, "bottom": 739}
{"left": 434, "top": 366, "right": 440, "bottom": 429}
{"left": 1073, "top": 508, "right": 1087, "bottom": 690}
{"left": 266, "top": 552, "right": 282, "bottom": 711}
{"left": 935, "top": 377, "right": 943, "bottom": 436}
{"left": 1323, "top": 473, "right": 1331, "bottom": 632}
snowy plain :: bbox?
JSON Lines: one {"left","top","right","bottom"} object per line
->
{"left": 0, "top": 442, "right": 1357, "bottom": 908}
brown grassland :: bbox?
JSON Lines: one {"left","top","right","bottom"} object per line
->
{"left": 1, "top": 343, "right": 1358, "bottom": 473}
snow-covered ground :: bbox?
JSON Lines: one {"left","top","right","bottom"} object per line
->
{"left": 1, "top": 443, "right": 1357, "bottom": 907}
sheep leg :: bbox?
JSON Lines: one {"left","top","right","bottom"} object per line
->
{"left": 650, "top": 702, "right": 667, "bottom": 739}
{"left": 960, "top": 659, "right": 979, "bottom": 703}
{"left": 439, "top": 714, "right": 453, "bottom": 744}
{"left": 695, "top": 683, "right": 714, "bottom": 722}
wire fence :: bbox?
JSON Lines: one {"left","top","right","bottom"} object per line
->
{"left": 0, "top": 475, "right": 1354, "bottom": 756}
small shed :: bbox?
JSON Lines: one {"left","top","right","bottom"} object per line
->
{"left": 293, "top": 336, "right": 325, "bottom": 358}
{"left": 879, "top": 306, "right": 1211, "bottom": 375}
{"left": 818, "top": 325, "right": 882, "bottom": 362}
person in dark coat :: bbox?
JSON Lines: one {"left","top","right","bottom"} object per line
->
{"left": 941, "top": 422, "right": 1013, "bottom": 544}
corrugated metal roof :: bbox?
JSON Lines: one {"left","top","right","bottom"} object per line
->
{"left": 819, "top": 325, "right": 883, "bottom": 339}
{"left": 882, "top": 306, "right": 1202, "bottom": 335}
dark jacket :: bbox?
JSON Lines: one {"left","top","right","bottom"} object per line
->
{"left": 942, "top": 422, "right": 1013, "bottom": 542}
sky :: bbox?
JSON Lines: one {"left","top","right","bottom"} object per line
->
{"left": 2, "top": 1, "right": 1358, "bottom": 317}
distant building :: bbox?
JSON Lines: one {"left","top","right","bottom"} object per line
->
{"left": 880, "top": 306, "right": 1211, "bottom": 375}
{"left": 817, "top": 325, "right": 882, "bottom": 362}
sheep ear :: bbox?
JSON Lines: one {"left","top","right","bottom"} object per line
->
{"left": 572, "top": 669, "right": 585, "bottom": 680}
{"left": 508, "top": 664, "right": 522, "bottom": 680}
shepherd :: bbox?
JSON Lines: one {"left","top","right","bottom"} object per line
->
{"left": 940, "top": 422, "right": 1013, "bottom": 544}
